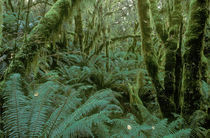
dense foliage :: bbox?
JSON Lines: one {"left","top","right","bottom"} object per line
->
{"left": 0, "top": 0, "right": 209, "bottom": 137}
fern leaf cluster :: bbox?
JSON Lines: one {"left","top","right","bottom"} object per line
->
{"left": 3, "top": 73, "right": 122, "bottom": 137}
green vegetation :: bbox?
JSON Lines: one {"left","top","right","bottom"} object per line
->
{"left": 0, "top": 0, "right": 209, "bottom": 137}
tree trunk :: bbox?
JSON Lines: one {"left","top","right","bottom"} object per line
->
{"left": 137, "top": 0, "right": 175, "bottom": 119}
{"left": 181, "top": 0, "right": 208, "bottom": 118}
{"left": 73, "top": 8, "right": 83, "bottom": 52}
{"left": 164, "top": 0, "right": 182, "bottom": 113}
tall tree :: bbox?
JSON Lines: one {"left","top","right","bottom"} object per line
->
{"left": 150, "top": 0, "right": 183, "bottom": 113}
{"left": 163, "top": 0, "right": 182, "bottom": 113}
{"left": 181, "top": 0, "right": 208, "bottom": 118}
{"left": 137, "top": 0, "right": 176, "bottom": 119}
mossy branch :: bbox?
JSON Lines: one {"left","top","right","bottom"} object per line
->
{"left": 4, "top": 0, "right": 83, "bottom": 76}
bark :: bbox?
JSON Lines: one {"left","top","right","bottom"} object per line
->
{"left": 137, "top": 0, "right": 175, "bottom": 119}
{"left": 5, "top": 0, "right": 82, "bottom": 76}
{"left": 181, "top": 0, "right": 208, "bottom": 118}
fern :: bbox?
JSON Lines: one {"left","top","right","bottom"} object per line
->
{"left": 3, "top": 74, "right": 29, "bottom": 138}
{"left": 50, "top": 89, "right": 122, "bottom": 137}
{"left": 111, "top": 116, "right": 191, "bottom": 138}
{"left": 3, "top": 73, "right": 123, "bottom": 137}
{"left": 28, "top": 81, "right": 60, "bottom": 137}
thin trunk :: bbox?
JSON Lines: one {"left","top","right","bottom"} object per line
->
{"left": 14, "top": 0, "right": 24, "bottom": 53}
{"left": 74, "top": 8, "right": 83, "bottom": 53}
{"left": 174, "top": 22, "right": 183, "bottom": 113}
{"left": 8, "top": 0, "right": 14, "bottom": 12}
{"left": 181, "top": 0, "right": 208, "bottom": 118}
{"left": 25, "top": 0, "right": 32, "bottom": 40}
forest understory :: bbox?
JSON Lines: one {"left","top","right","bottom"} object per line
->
{"left": 0, "top": 0, "right": 209, "bottom": 137}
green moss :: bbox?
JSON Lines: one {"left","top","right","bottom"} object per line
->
{"left": 201, "top": 55, "right": 208, "bottom": 81}
{"left": 149, "top": 0, "right": 168, "bottom": 42}
{"left": 5, "top": 0, "right": 80, "bottom": 76}
{"left": 163, "top": 0, "right": 183, "bottom": 114}
{"left": 138, "top": 0, "right": 176, "bottom": 119}
{"left": 181, "top": 0, "right": 208, "bottom": 118}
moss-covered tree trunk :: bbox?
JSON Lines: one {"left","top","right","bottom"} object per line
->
{"left": 164, "top": 0, "right": 182, "bottom": 114}
{"left": 74, "top": 8, "right": 83, "bottom": 53}
{"left": 5, "top": 0, "right": 83, "bottom": 76}
{"left": 137, "top": 0, "right": 175, "bottom": 119}
{"left": 181, "top": 0, "right": 208, "bottom": 118}
{"left": 150, "top": 0, "right": 183, "bottom": 115}
{"left": 0, "top": 0, "right": 2, "bottom": 47}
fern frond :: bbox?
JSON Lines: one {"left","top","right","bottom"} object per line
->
{"left": 28, "top": 81, "right": 60, "bottom": 137}
{"left": 43, "top": 87, "right": 82, "bottom": 136}
{"left": 163, "top": 128, "right": 191, "bottom": 138}
{"left": 151, "top": 119, "right": 169, "bottom": 137}
{"left": 62, "top": 112, "right": 111, "bottom": 137}
{"left": 3, "top": 74, "right": 29, "bottom": 138}
{"left": 50, "top": 89, "right": 121, "bottom": 137}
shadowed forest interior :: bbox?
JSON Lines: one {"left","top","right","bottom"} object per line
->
{"left": 0, "top": 0, "right": 209, "bottom": 137}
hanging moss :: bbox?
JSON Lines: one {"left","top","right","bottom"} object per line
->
{"left": 149, "top": 0, "right": 168, "bottom": 42}
{"left": 137, "top": 0, "right": 176, "bottom": 119}
{"left": 5, "top": 0, "right": 83, "bottom": 76}
{"left": 181, "top": 0, "right": 208, "bottom": 118}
